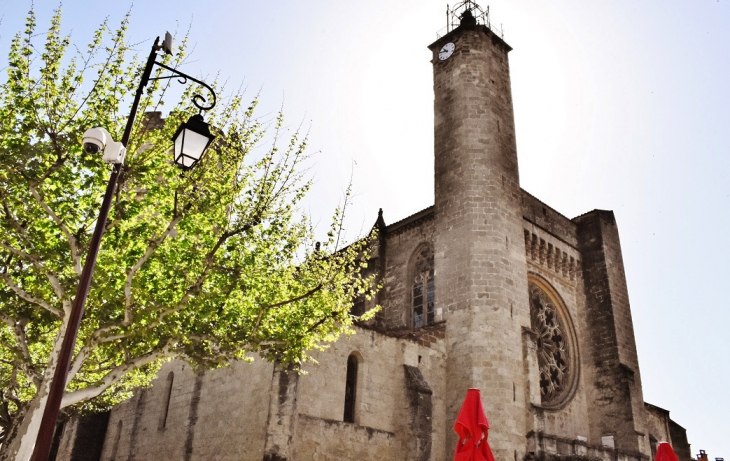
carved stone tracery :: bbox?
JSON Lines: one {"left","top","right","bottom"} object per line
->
{"left": 528, "top": 280, "right": 576, "bottom": 407}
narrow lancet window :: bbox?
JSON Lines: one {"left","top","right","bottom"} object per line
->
{"left": 159, "top": 371, "right": 174, "bottom": 429}
{"left": 412, "top": 245, "right": 435, "bottom": 328}
{"left": 343, "top": 354, "right": 358, "bottom": 423}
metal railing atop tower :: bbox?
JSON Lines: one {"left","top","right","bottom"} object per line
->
{"left": 436, "top": 1, "right": 505, "bottom": 39}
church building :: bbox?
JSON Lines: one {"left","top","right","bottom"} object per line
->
{"left": 56, "top": 2, "right": 691, "bottom": 460}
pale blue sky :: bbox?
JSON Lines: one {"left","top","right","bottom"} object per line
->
{"left": 2, "top": 0, "right": 729, "bottom": 457}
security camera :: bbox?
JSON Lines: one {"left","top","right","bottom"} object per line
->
{"left": 81, "top": 127, "right": 126, "bottom": 165}
{"left": 82, "top": 127, "right": 110, "bottom": 155}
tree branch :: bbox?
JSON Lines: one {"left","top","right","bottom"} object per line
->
{"left": 252, "top": 284, "right": 323, "bottom": 333}
{"left": 148, "top": 218, "right": 261, "bottom": 327}
{"left": 0, "top": 243, "right": 34, "bottom": 262}
{"left": 123, "top": 215, "right": 183, "bottom": 324}
{"left": 32, "top": 147, "right": 66, "bottom": 186}
{"left": 259, "top": 284, "right": 323, "bottom": 311}
{"left": 67, "top": 332, "right": 126, "bottom": 385}
{"left": 67, "top": 16, "right": 129, "bottom": 131}
{"left": 1, "top": 197, "right": 67, "bottom": 302}
{"left": 60, "top": 341, "right": 174, "bottom": 408}
{"left": 305, "top": 311, "right": 339, "bottom": 335}
{"left": 0, "top": 272, "right": 63, "bottom": 317}
{"left": 0, "top": 313, "right": 42, "bottom": 388}
{"left": 66, "top": 346, "right": 91, "bottom": 387}
{"left": 28, "top": 185, "right": 82, "bottom": 275}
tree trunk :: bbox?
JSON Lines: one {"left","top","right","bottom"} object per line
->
{"left": 2, "top": 317, "right": 68, "bottom": 461}
{"left": 1, "top": 388, "right": 50, "bottom": 461}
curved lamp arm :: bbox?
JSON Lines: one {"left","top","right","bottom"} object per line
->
{"left": 148, "top": 61, "right": 217, "bottom": 112}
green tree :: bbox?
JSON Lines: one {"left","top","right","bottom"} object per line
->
{"left": 0, "top": 10, "right": 377, "bottom": 459}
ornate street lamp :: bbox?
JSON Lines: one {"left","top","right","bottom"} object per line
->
{"left": 172, "top": 114, "right": 215, "bottom": 169}
{"left": 30, "top": 32, "right": 218, "bottom": 461}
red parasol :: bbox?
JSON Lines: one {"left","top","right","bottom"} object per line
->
{"left": 453, "top": 388, "right": 496, "bottom": 461}
{"left": 655, "top": 442, "right": 680, "bottom": 461}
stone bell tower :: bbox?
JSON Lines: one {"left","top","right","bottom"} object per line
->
{"left": 429, "top": 3, "right": 531, "bottom": 458}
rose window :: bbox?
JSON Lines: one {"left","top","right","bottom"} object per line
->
{"left": 528, "top": 280, "right": 576, "bottom": 407}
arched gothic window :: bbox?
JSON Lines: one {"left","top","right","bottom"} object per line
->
{"left": 412, "top": 245, "right": 435, "bottom": 328}
{"left": 343, "top": 354, "right": 359, "bottom": 423}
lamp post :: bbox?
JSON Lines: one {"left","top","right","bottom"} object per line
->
{"left": 30, "top": 33, "right": 217, "bottom": 461}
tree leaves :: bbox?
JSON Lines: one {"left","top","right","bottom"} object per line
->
{"left": 0, "top": 7, "right": 378, "bottom": 452}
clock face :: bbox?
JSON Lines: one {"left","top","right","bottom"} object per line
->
{"left": 439, "top": 42, "right": 455, "bottom": 61}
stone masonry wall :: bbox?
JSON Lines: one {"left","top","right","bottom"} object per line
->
{"left": 98, "top": 358, "right": 273, "bottom": 461}
{"left": 54, "top": 412, "right": 109, "bottom": 461}
{"left": 668, "top": 420, "right": 692, "bottom": 461}
{"left": 295, "top": 326, "right": 446, "bottom": 460}
{"left": 295, "top": 414, "right": 398, "bottom": 461}
{"left": 644, "top": 403, "right": 671, "bottom": 452}
{"left": 522, "top": 191, "right": 579, "bottom": 248}
{"left": 527, "top": 431, "right": 649, "bottom": 461}
{"left": 58, "top": 327, "right": 446, "bottom": 461}
{"left": 380, "top": 210, "right": 436, "bottom": 331}
{"left": 642, "top": 404, "right": 692, "bottom": 461}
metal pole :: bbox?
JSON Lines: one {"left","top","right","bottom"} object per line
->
{"left": 447, "top": 4, "right": 450, "bottom": 33}
{"left": 30, "top": 38, "right": 160, "bottom": 461}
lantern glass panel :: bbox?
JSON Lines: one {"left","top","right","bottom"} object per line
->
{"left": 174, "top": 130, "right": 185, "bottom": 165}
{"left": 181, "top": 128, "right": 209, "bottom": 161}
